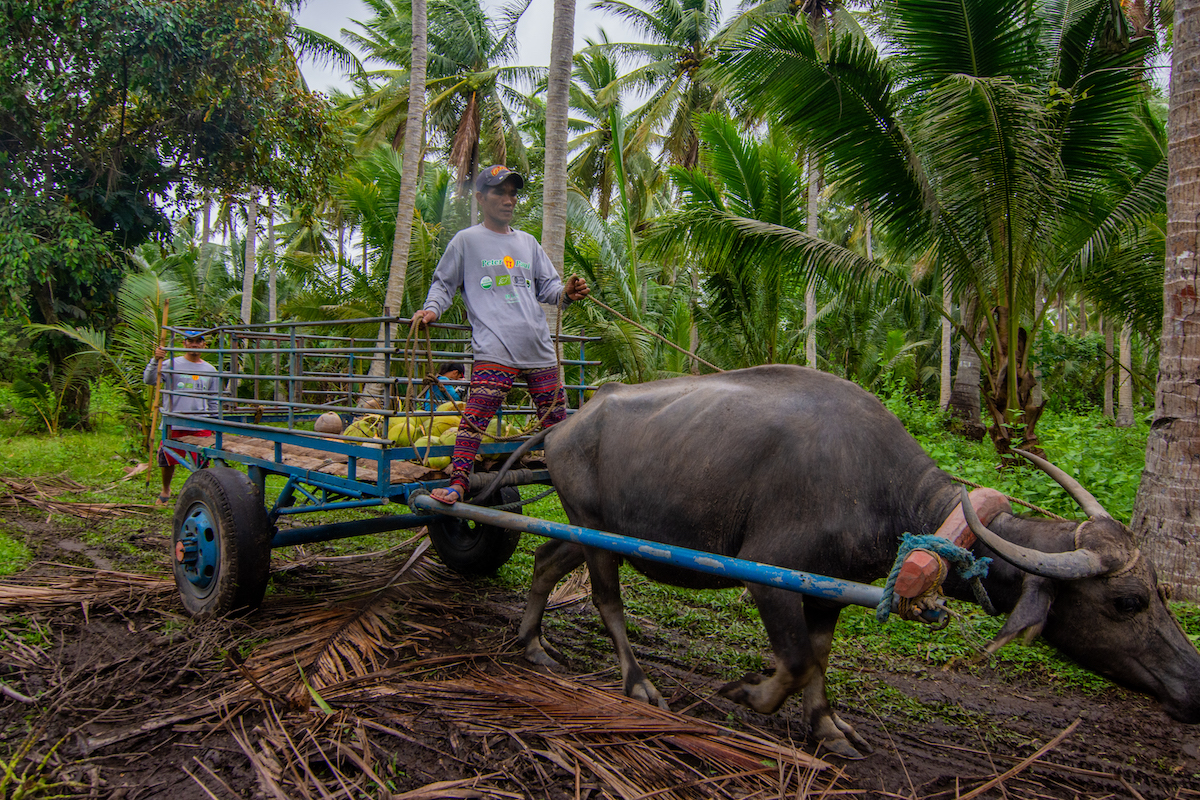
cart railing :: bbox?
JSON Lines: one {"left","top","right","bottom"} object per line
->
{"left": 156, "top": 315, "right": 600, "bottom": 434}
{"left": 154, "top": 316, "right": 600, "bottom": 503}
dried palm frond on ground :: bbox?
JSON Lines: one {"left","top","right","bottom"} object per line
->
{"left": 2, "top": 535, "right": 1176, "bottom": 799}
{"left": 205, "top": 664, "right": 843, "bottom": 800}
{"left": 0, "top": 474, "right": 152, "bottom": 520}
{"left": 1, "top": 544, "right": 849, "bottom": 798}
{"left": 364, "top": 667, "right": 839, "bottom": 799}
{"left": 227, "top": 706, "right": 526, "bottom": 800}
{"left": 221, "top": 539, "right": 448, "bottom": 709}
{"left": 547, "top": 564, "right": 590, "bottom": 609}
{"left": 0, "top": 566, "right": 173, "bottom": 610}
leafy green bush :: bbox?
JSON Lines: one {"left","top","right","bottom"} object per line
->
{"left": 882, "top": 391, "right": 1148, "bottom": 521}
{"left": 1035, "top": 330, "right": 1107, "bottom": 411}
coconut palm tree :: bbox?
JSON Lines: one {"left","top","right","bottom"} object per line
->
{"left": 714, "top": 0, "right": 1165, "bottom": 455}
{"left": 287, "top": 150, "right": 456, "bottom": 328}
{"left": 562, "top": 34, "right": 651, "bottom": 220}
{"left": 590, "top": 0, "right": 725, "bottom": 167}
{"left": 655, "top": 115, "right": 808, "bottom": 367}
{"left": 1133, "top": 0, "right": 1200, "bottom": 599}
{"left": 542, "top": 0, "right": 576, "bottom": 274}
{"left": 346, "top": 0, "right": 536, "bottom": 201}
{"left": 379, "top": 0, "right": 428, "bottom": 326}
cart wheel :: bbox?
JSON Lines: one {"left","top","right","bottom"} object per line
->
{"left": 427, "top": 486, "right": 522, "bottom": 576}
{"left": 172, "top": 467, "right": 272, "bottom": 619}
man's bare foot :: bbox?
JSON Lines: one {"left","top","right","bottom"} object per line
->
{"left": 431, "top": 485, "right": 462, "bottom": 504}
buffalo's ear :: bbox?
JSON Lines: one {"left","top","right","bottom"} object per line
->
{"left": 985, "top": 576, "right": 1057, "bottom": 654}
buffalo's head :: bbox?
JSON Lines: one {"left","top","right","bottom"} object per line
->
{"left": 961, "top": 453, "right": 1200, "bottom": 724}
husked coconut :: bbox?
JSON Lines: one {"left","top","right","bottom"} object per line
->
{"left": 314, "top": 412, "right": 344, "bottom": 434}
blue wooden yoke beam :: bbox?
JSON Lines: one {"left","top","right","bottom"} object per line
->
{"left": 409, "top": 495, "right": 890, "bottom": 611}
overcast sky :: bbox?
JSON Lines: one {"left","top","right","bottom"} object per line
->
{"left": 293, "top": 0, "right": 645, "bottom": 94}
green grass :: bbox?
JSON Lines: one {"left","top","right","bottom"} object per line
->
{"left": 0, "top": 528, "right": 31, "bottom": 575}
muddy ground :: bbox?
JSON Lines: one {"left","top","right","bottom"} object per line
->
{"left": 3, "top": 507, "right": 1200, "bottom": 799}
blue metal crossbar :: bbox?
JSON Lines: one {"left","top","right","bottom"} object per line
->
{"left": 409, "top": 496, "right": 890, "bottom": 610}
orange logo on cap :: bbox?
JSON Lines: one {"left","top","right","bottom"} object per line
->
{"left": 491, "top": 166, "right": 504, "bottom": 176}
{"left": 503, "top": 255, "right": 515, "bottom": 269}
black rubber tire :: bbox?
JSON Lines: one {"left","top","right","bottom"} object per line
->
{"left": 427, "top": 485, "right": 522, "bottom": 576}
{"left": 172, "top": 467, "right": 273, "bottom": 619}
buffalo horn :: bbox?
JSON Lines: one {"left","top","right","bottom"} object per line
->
{"left": 959, "top": 487, "right": 1107, "bottom": 580}
{"left": 1012, "top": 448, "right": 1111, "bottom": 520}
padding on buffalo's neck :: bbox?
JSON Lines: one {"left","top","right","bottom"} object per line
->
{"left": 894, "top": 488, "right": 1011, "bottom": 600}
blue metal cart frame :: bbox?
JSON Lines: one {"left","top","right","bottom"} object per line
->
{"left": 157, "top": 317, "right": 911, "bottom": 623}
{"left": 156, "top": 316, "right": 598, "bottom": 616}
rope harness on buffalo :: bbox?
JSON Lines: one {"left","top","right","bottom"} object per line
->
{"left": 876, "top": 533, "right": 996, "bottom": 626}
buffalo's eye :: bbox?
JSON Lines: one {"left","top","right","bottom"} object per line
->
{"left": 1114, "top": 596, "right": 1146, "bottom": 615}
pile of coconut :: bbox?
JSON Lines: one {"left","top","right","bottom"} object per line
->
{"left": 311, "top": 402, "right": 522, "bottom": 471}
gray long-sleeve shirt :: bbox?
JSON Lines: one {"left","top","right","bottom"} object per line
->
{"left": 143, "top": 356, "right": 220, "bottom": 420}
{"left": 422, "top": 225, "right": 567, "bottom": 368}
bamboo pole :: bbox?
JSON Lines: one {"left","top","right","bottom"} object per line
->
{"left": 146, "top": 299, "right": 170, "bottom": 489}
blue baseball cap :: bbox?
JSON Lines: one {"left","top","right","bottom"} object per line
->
{"left": 475, "top": 164, "right": 525, "bottom": 193}
{"left": 181, "top": 329, "right": 206, "bottom": 341}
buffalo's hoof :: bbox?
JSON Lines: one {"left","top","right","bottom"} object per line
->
{"left": 717, "top": 672, "right": 767, "bottom": 706}
{"left": 718, "top": 672, "right": 787, "bottom": 714}
{"left": 817, "top": 736, "right": 870, "bottom": 760}
{"left": 813, "top": 712, "right": 873, "bottom": 759}
{"left": 629, "top": 679, "right": 668, "bottom": 710}
{"left": 523, "top": 637, "right": 565, "bottom": 670}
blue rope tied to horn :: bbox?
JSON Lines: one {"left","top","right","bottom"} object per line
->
{"left": 876, "top": 533, "right": 996, "bottom": 623}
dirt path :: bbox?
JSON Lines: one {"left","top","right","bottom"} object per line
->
{"left": 2, "top": 509, "right": 1200, "bottom": 799}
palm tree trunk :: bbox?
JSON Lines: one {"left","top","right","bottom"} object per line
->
{"left": 542, "top": 0, "right": 575, "bottom": 358}
{"left": 368, "top": 0, "right": 428, "bottom": 402}
{"left": 805, "top": 157, "right": 819, "bottom": 368}
{"left": 266, "top": 193, "right": 279, "bottom": 401}
{"left": 1103, "top": 315, "right": 1114, "bottom": 418}
{"left": 198, "top": 195, "right": 213, "bottom": 290}
{"left": 267, "top": 193, "right": 277, "bottom": 323}
{"left": 939, "top": 269, "right": 952, "bottom": 408}
{"left": 241, "top": 192, "right": 257, "bottom": 324}
{"left": 1116, "top": 321, "right": 1134, "bottom": 427}
{"left": 338, "top": 222, "right": 345, "bottom": 289}
{"left": 948, "top": 295, "right": 986, "bottom": 440}
{"left": 542, "top": 0, "right": 573, "bottom": 274}
{"left": 1132, "top": 0, "right": 1200, "bottom": 600}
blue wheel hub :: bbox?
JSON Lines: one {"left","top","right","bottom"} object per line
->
{"left": 177, "top": 504, "right": 219, "bottom": 589}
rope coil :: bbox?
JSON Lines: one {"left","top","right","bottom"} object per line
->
{"left": 876, "top": 533, "right": 996, "bottom": 624}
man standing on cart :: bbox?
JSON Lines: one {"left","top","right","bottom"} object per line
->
{"left": 414, "top": 165, "right": 589, "bottom": 504}
{"left": 143, "top": 329, "right": 220, "bottom": 506}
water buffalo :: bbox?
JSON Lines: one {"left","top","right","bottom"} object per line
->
{"left": 511, "top": 365, "right": 1200, "bottom": 758}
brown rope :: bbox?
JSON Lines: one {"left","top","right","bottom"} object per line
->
{"left": 585, "top": 294, "right": 725, "bottom": 373}
{"left": 949, "top": 475, "right": 1071, "bottom": 522}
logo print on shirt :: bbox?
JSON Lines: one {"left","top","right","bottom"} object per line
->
{"left": 480, "top": 276, "right": 494, "bottom": 289}
{"left": 497, "top": 275, "right": 512, "bottom": 287}
{"left": 503, "top": 255, "right": 515, "bottom": 269}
